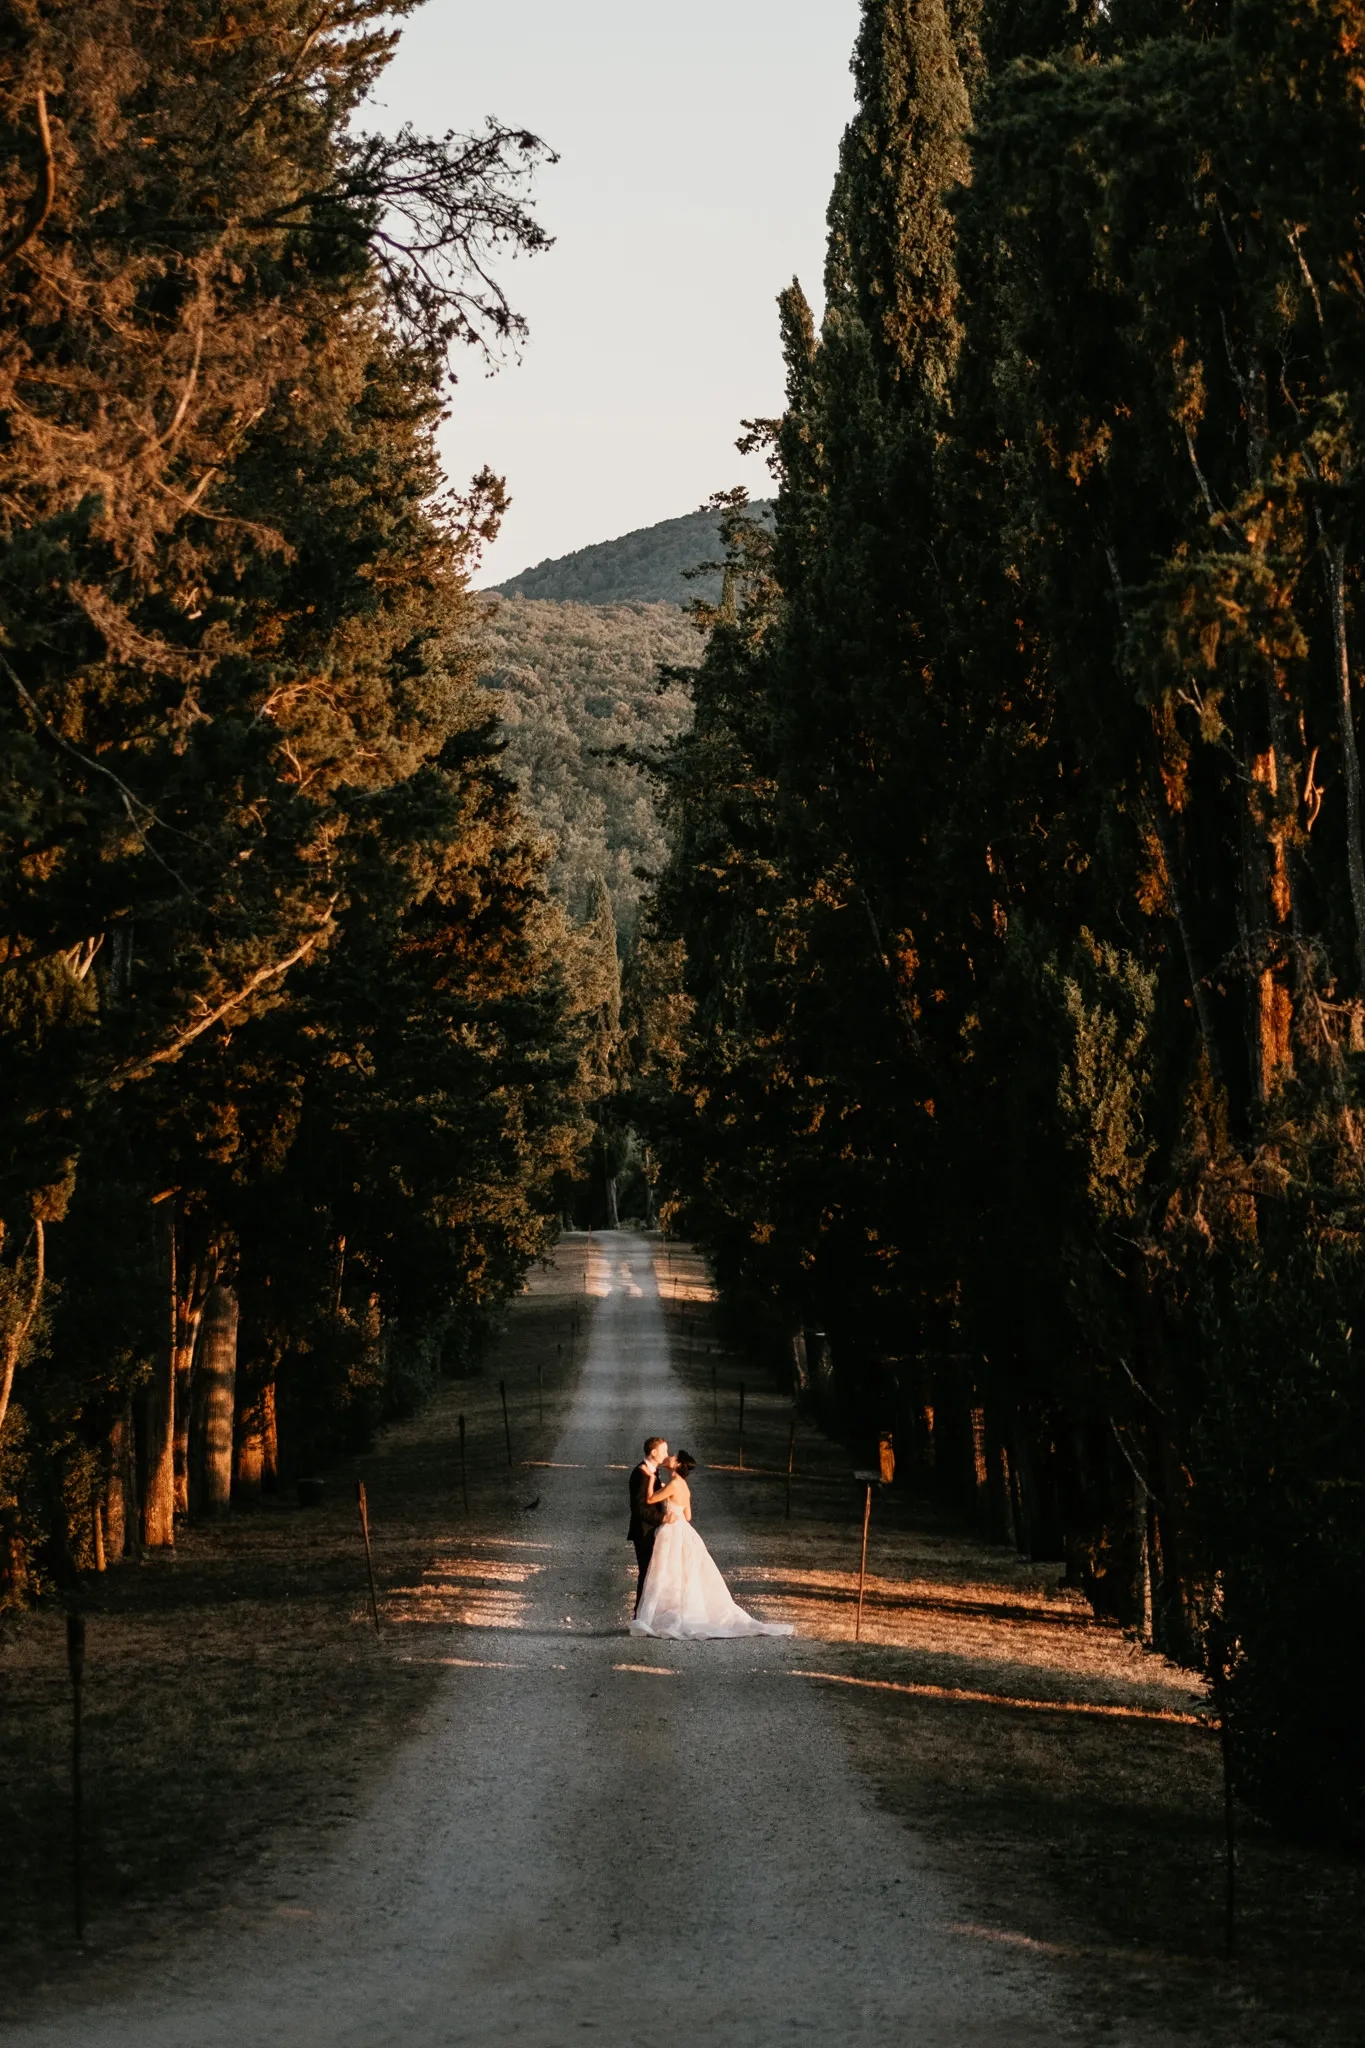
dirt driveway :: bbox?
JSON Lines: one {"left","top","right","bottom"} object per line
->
{"left": 2, "top": 1231, "right": 1115, "bottom": 2047}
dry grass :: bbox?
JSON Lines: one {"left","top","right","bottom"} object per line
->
{"left": 0, "top": 1242, "right": 590, "bottom": 2008}
{"left": 662, "top": 1253, "right": 1365, "bottom": 2048}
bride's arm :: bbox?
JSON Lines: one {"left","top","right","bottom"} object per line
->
{"left": 645, "top": 1474, "right": 682, "bottom": 1505}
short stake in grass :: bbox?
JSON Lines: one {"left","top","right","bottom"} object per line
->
{"left": 500, "top": 1379, "right": 513, "bottom": 1467}
{"left": 853, "top": 1477, "right": 875, "bottom": 1642}
{"left": 356, "top": 1481, "right": 380, "bottom": 1634}
{"left": 67, "top": 1610, "right": 85, "bottom": 1942}
{"left": 458, "top": 1412, "right": 469, "bottom": 1514}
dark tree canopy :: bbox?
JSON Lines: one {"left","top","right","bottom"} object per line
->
{"left": 651, "top": 0, "right": 1365, "bottom": 1849}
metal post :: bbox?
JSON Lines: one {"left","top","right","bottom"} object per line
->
{"left": 855, "top": 1483, "right": 873, "bottom": 1642}
{"left": 500, "top": 1379, "right": 512, "bottom": 1467}
{"left": 356, "top": 1481, "right": 380, "bottom": 1634}
{"left": 458, "top": 1412, "right": 469, "bottom": 1513}
{"left": 67, "top": 1612, "right": 85, "bottom": 1941}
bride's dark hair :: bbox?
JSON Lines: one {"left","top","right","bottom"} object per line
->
{"left": 674, "top": 1450, "right": 697, "bottom": 1475}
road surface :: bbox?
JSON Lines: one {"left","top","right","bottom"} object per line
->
{"left": 7, "top": 1233, "right": 1070, "bottom": 2046}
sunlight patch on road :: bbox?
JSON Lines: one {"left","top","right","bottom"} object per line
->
{"left": 394, "top": 1655, "right": 518, "bottom": 1669}
{"left": 942, "top": 1922, "right": 1076, "bottom": 1957}
{"left": 728, "top": 1565, "right": 1202, "bottom": 1704}
{"left": 653, "top": 1263, "right": 717, "bottom": 1306}
{"left": 384, "top": 1553, "right": 546, "bottom": 1630}
{"left": 791, "top": 1669, "right": 1207, "bottom": 1727}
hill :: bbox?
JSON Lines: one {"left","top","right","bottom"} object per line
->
{"left": 489, "top": 502, "right": 773, "bottom": 605}
{"left": 479, "top": 598, "right": 702, "bottom": 941}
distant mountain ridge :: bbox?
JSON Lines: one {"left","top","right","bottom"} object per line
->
{"left": 489, "top": 501, "right": 773, "bottom": 606}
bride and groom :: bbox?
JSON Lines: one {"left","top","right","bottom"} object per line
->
{"left": 627, "top": 1436, "right": 793, "bottom": 1640}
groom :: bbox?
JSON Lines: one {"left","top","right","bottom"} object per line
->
{"left": 627, "top": 1436, "right": 670, "bottom": 1613}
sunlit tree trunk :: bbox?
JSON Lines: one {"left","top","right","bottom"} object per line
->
{"left": 233, "top": 1376, "right": 278, "bottom": 1499}
{"left": 1244, "top": 742, "right": 1295, "bottom": 1101}
{"left": 141, "top": 1196, "right": 177, "bottom": 1548}
{"left": 190, "top": 1283, "right": 238, "bottom": 1517}
{"left": 172, "top": 1252, "right": 214, "bottom": 1515}
{"left": 0, "top": 1217, "right": 44, "bottom": 1446}
{"left": 104, "top": 1404, "right": 131, "bottom": 1559}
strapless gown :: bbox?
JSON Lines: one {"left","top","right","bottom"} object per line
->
{"left": 631, "top": 1513, "right": 794, "bottom": 1640}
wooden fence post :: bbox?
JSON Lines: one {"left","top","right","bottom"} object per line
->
{"left": 499, "top": 1380, "right": 512, "bottom": 1467}
{"left": 356, "top": 1481, "right": 380, "bottom": 1634}
{"left": 855, "top": 1483, "right": 873, "bottom": 1642}
{"left": 738, "top": 1383, "right": 746, "bottom": 1470}
{"left": 458, "top": 1413, "right": 468, "bottom": 1514}
{"left": 67, "top": 1611, "right": 85, "bottom": 1940}
{"left": 786, "top": 1418, "right": 796, "bottom": 1521}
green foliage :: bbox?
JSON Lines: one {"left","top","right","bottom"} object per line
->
{"left": 0, "top": 1, "right": 580, "bottom": 1584}
{"left": 652, "top": 0, "right": 1365, "bottom": 1846}
{"left": 479, "top": 598, "right": 699, "bottom": 938}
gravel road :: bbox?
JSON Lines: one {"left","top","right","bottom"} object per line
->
{"left": 6, "top": 1232, "right": 1072, "bottom": 2046}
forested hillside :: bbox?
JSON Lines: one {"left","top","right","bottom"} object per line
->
{"left": 480, "top": 598, "right": 698, "bottom": 940}
{"left": 0, "top": 1, "right": 587, "bottom": 1584}
{"left": 491, "top": 502, "right": 773, "bottom": 604}
{"left": 652, "top": 0, "right": 1365, "bottom": 1851}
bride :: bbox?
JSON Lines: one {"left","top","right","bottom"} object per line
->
{"left": 631, "top": 1451, "right": 794, "bottom": 1640}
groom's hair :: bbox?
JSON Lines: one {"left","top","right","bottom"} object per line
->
{"left": 644, "top": 1436, "right": 667, "bottom": 1456}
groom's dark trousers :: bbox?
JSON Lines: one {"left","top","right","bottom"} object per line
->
{"left": 628, "top": 1462, "right": 666, "bottom": 1612}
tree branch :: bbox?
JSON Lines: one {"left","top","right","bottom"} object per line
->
{"left": 0, "top": 87, "right": 55, "bottom": 273}
{"left": 104, "top": 915, "right": 337, "bottom": 1088}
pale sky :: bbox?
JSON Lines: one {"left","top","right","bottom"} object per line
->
{"left": 373, "top": 1, "right": 862, "bottom": 586}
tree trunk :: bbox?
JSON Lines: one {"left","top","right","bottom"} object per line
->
{"left": 0, "top": 1217, "right": 44, "bottom": 1446}
{"left": 1326, "top": 540, "right": 1365, "bottom": 988}
{"left": 968, "top": 1400, "right": 990, "bottom": 1528}
{"left": 234, "top": 1376, "right": 278, "bottom": 1500}
{"left": 142, "top": 1198, "right": 177, "bottom": 1549}
{"left": 1135, "top": 1473, "right": 1153, "bottom": 1644}
{"left": 104, "top": 1408, "right": 127, "bottom": 1561}
{"left": 172, "top": 1258, "right": 213, "bottom": 1516}
{"left": 1245, "top": 745, "right": 1295, "bottom": 1101}
{"left": 0, "top": 1505, "right": 22, "bottom": 1601}
{"left": 191, "top": 1283, "right": 238, "bottom": 1518}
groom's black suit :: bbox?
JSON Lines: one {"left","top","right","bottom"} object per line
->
{"left": 628, "top": 1461, "right": 667, "bottom": 1612}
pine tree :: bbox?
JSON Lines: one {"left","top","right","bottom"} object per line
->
{"left": 0, "top": 1, "right": 568, "bottom": 1579}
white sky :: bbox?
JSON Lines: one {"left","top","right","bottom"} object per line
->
{"left": 373, "top": 0, "right": 861, "bottom": 586}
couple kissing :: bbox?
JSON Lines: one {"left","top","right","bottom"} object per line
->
{"left": 626, "top": 1434, "right": 793, "bottom": 1642}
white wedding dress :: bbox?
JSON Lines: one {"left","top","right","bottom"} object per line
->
{"left": 632, "top": 1496, "right": 794, "bottom": 1640}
